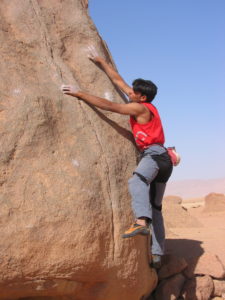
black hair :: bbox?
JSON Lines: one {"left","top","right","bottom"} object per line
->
{"left": 132, "top": 78, "right": 158, "bottom": 102}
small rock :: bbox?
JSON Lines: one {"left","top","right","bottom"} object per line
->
{"left": 213, "top": 280, "right": 225, "bottom": 297}
{"left": 158, "top": 254, "right": 188, "bottom": 280}
{"left": 184, "top": 253, "right": 225, "bottom": 279}
{"left": 154, "top": 273, "right": 185, "bottom": 300}
{"left": 163, "top": 195, "right": 183, "bottom": 205}
{"left": 181, "top": 275, "right": 213, "bottom": 300}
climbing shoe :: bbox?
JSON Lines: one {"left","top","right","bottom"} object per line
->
{"left": 150, "top": 254, "right": 162, "bottom": 269}
{"left": 122, "top": 223, "right": 150, "bottom": 238}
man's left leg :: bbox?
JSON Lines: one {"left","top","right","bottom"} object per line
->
{"left": 150, "top": 182, "right": 166, "bottom": 268}
{"left": 150, "top": 182, "right": 166, "bottom": 258}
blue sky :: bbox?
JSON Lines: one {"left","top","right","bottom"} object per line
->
{"left": 89, "top": 0, "right": 225, "bottom": 181}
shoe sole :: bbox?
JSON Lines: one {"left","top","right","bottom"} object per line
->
{"left": 150, "top": 261, "right": 162, "bottom": 269}
{"left": 122, "top": 228, "right": 150, "bottom": 238}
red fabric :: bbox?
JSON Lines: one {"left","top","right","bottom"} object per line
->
{"left": 129, "top": 103, "right": 165, "bottom": 150}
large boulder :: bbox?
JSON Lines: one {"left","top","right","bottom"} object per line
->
{"left": 153, "top": 273, "right": 186, "bottom": 300}
{"left": 213, "top": 280, "right": 225, "bottom": 297}
{"left": 181, "top": 275, "right": 214, "bottom": 300}
{"left": 158, "top": 254, "right": 188, "bottom": 280}
{"left": 0, "top": 1, "right": 157, "bottom": 299}
{"left": 184, "top": 253, "right": 225, "bottom": 279}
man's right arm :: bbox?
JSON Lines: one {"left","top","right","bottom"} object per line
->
{"left": 87, "top": 46, "right": 132, "bottom": 96}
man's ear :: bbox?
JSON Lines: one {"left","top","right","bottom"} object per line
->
{"left": 140, "top": 95, "right": 147, "bottom": 102}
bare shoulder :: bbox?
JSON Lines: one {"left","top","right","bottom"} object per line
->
{"left": 126, "top": 102, "right": 146, "bottom": 111}
{"left": 111, "top": 102, "right": 146, "bottom": 116}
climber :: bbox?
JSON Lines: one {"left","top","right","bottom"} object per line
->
{"left": 60, "top": 45, "right": 173, "bottom": 268}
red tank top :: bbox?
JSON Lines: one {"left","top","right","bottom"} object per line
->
{"left": 130, "top": 102, "right": 165, "bottom": 150}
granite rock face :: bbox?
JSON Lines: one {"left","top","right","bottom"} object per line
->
{"left": 0, "top": 1, "right": 157, "bottom": 299}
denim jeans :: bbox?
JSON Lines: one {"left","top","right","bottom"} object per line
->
{"left": 128, "top": 145, "right": 173, "bottom": 255}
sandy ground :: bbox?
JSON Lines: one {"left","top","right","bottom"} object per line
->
{"left": 165, "top": 200, "right": 225, "bottom": 265}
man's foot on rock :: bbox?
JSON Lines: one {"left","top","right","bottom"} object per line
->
{"left": 122, "top": 223, "right": 150, "bottom": 238}
{"left": 151, "top": 254, "right": 162, "bottom": 269}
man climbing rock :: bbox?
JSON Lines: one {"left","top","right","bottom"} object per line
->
{"left": 61, "top": 46, "right": 173, "bottom": 268}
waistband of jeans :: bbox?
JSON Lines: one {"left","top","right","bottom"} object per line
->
{"left": 142, "top": 144, "right": 166, "bottom": 152}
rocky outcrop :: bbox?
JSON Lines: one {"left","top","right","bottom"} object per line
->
{"left": 181, "top": 275, "right": 214, "bottom": 300}
{"left": 184, "top": 253, "right": 225, "bottom": 279}
{"left": 213, "top": 280, "right": 225, "bottom": 298}
{"left": 158, "top": 255, "right": 188, "bottom": 280}
{"left": 204, "top": 193, "right": 225, "bottom": 212}
{"left": 149, "top": 253, "right": 225, "bottom": 300}
{"left": 163, "top": 196, "right": 203, "bottom": 228}
{"left": 0, "top": 1, "right": 157, "bottom": 299}
{"left": 154, "top": 273, "right": 186, "bottom": 300}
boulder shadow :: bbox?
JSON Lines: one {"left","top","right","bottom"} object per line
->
{"left": 87, "top": 104, "right": 138, "bottom": 148}
{"left": 165, "top": 238, "right": 204, "bottom": 259}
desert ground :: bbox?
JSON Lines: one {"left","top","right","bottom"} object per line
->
{"left": 164, "top": 193, "right": 225, "bottom": 265}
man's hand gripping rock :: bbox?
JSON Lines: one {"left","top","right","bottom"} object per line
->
{"left": 61, "top": 84, "right": 80, "bottom": 97}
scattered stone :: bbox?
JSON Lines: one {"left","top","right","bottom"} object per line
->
{"left": 181, "top": 275, "right": 213, "bottom": 300}
{"left": 158, "top": 254, "right": 188, "bottom": 280}
{"left": 213, "top": 280, "right": 225, "bottom": 297}
{"left": 184, "top": 253, "right": 225, "bottom": 279}
{"left": 154, "top": 273, "right": 185, "bottom": 300}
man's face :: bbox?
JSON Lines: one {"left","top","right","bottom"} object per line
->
{"left": 128, "top": 90, "right": 146, "bottom": 102}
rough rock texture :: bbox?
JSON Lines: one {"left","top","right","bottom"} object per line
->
{"left": 204, "top": 193, "right": 225, "bottom": 212}
{"left": 181, "top": 275, "right": 214, "bottom": 300}
{"left": 0, "top": 1, "right": 157, "bottom": 299}
{"left": 213, "top": 280, "right": 225, "bottom": 297}
{"left": 158, "top": 254, "right": 187, "bottom": 280}
{"left": 149, "top": 250, "right": 225, "bottom": 300}
{"left": 184, "top": 253, "right": 225, "bottom": 279}
{"left": 153, "top": 273, "right": 186, "bottom": 300}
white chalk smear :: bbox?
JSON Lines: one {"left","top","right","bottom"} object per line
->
{"left": 53, "top": 73, "right": 60, "bottom": 79}
{"left": 13, "top": 88, "right": 21, "bottom": 95}
{"left": 25, "top": 224, "right": 34, "bottom": 229}
{"left": 36, "top": 285, "right": 45, "bottom": 291}
{"left": 81, "top": 188, "right": 93, "bottom": 196}
{"left": 72, "top": 159, "right": 80, "bottom": 167}
{"left": 104, "top": 91, "right": 114, "bottom": 102}
{"left": 85, "top": 45, "right": 99, "bottom": 59}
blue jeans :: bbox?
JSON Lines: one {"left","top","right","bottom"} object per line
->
{"left": 128, "top": 145, "right": 173, "bottom": 255}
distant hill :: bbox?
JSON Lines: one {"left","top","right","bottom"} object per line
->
{"left": 165, "top": 178, "right": 225, "bottom": 199}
